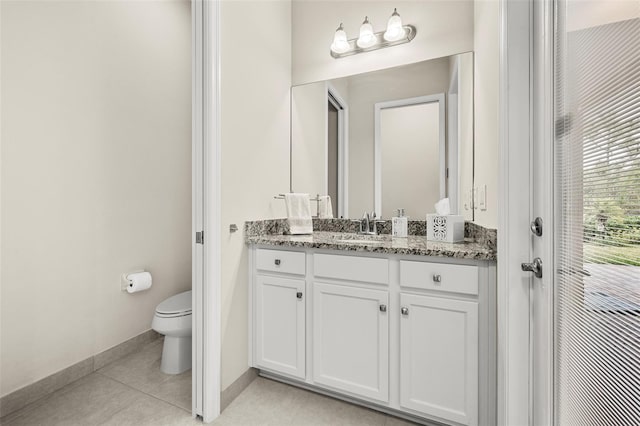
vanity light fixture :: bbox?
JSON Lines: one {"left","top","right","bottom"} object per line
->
{"left": 330, "top": 9, "right": 416, "bottom": 59}
{"left": 330, "top": 23, "right": 350, "bottom": 54}
{"left": 383, "top": 8, "right": 405, "bottom": 41}
{"left": 356, "top": 16, "right": 376, "bottom": 48}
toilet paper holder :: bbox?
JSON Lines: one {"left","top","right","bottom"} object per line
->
{"left": 121, "top": 270, "right": 145, "bottom": 292}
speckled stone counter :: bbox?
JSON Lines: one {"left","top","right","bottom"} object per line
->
{"left": 245, "top": 219, "right": 497, "bottom": 261}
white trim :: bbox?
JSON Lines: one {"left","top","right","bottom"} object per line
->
{"left": 448, "top": 57, "right": 460, "bottom": 215}
{"left": 192, "top": 0, "right": 204, "bottom": 417}
{"left": 327, "top": 83, "right": 349, "bottom": 218}
{"left": 322, "top": 86, "right": 329, "bottom": 198}
{"left": 374, "top": 94, "right": 446, "bottom": 217}
{"left": 531, "top": 0, "right": 555, "bottom": 424}
{"left": 203, "top": 0, "right": 221, "bottom": 421}
{"left": 497, "top": 0, "right": 533, "bottom": 425}
{"left": 192, "top": 0, "right": 221, "bottom": 422}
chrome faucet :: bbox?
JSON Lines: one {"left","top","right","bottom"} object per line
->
{"left": 359, "top": 211, "right": 382, "bottom": 235}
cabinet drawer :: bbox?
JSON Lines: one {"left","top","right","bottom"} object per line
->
{"left": 314, "top": 254, "right": 389, "bottom": 285}
{"left": 400, "top": 261, "right": 478, "bottom": 295}
{"left": 256, "top": 249, "right": 305, "bottom": 276}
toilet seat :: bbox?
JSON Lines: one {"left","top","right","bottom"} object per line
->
{"left": 155, "top": 310, "right": 191, "bottom": 318}
{"left": 155, "top": 290, "right": 192, "bottom": 317}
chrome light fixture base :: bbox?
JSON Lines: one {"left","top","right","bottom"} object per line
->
{"left": 330, "top": 25, "right": 416, "bottom": 59}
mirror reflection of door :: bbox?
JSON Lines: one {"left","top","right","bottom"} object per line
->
{"left": 375, "top": 95, "right": 446, "bottom": 219}
{"left": 327, "top": 98, "right": 339, "bottom": 218}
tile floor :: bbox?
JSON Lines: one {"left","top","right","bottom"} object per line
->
{"left": 1, "top": 338, "right": 195, "bottom": 426}
{"left": 214, "top": 378, "right": 418, "bottom": 426}
{"left": 1, "top": 338, "right": 417, "bottom": 426}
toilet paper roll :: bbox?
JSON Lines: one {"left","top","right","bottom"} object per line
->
{"left": 126, "top": 271, "right": 152, "bottom": 294}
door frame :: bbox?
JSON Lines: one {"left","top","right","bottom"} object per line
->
{"left": 374, "top": 94, "right": 447, "bottom": 216}
{"left": 497, "top": 0, "right": 534, "bottom": 424}
{"left": 531, "top": 0, "right": 555, "bottom": 424}
{"left": 499, "top": 0, "right": 557, "bottom": 424}
{"left": 192, "top": 0, "right": 221, "bottom": 422}
{"left": 326, "top": 83, "right": 349, "bottom": 218}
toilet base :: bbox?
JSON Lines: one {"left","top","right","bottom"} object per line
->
{"left": 161, "top": 335, "right": 191, "bottom": 374}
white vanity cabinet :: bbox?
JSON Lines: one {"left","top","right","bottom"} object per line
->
{"left": 312, "top": 253, "right": 390, "bottom": 401}
{"left": 249, "top": 245, "right": 496, "bottom": 426}
{"left": 399, "top": 293, "right": 478, "bottom": 424}
{"left": 253, "top": 249, "right": 306, "bottom": 379}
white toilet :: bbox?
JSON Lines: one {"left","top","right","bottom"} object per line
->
{"left": 152, "top": 290, "right": 192, "bottom": 374}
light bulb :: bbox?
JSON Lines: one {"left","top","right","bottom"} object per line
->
{"left": 356, "top": 16, "right": 376, "bottom": 49}
{"left": 330, "top": 23, "right": 350, "bottom": 54}
{"left": 383, "top": 8, "right": 406, "bottom": 42}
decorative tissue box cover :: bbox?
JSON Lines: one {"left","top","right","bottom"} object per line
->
{"left": 426, "top": 214, "right": 465, "bottom": 243}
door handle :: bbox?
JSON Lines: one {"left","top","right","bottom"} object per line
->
{"left": 522, "top": 257, "right": 543, "bottom": 278}
{"left": 296, "top": 292, "right": 303, "bottom": 299}
{"left": 401, "top": 307, "right": 409, "bottom": 316}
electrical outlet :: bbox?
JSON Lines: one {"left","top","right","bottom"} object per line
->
{"left": 479, "top": 185, "right": 487, "bottom": 211}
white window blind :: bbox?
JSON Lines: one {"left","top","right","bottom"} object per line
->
{"left": 555, "top": 13, "right": 640, "bottom": 425}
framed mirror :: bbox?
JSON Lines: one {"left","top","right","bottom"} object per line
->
{"left": 291, "top": 52, "right": 474, "bottom": 221}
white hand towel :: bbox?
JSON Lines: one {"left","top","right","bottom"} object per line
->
{"left": 318, "top": 195, "right": 334, "bottom": 219}
{"left": 284, "top": 193, "right": 313, "bottom": 235}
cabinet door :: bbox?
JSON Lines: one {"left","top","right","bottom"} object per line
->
{"left": 313, "top": 282, "right": 389, "bottom": 402}
{"left": 255, "top": 275, "right": 305, "bottom": 379}
{"left": 400, "top": 293, "right": 478, "bottom": 426}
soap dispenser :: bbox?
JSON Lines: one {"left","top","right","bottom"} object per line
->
{"left": 392, "top": 208, "right": 408, "bottom": 238}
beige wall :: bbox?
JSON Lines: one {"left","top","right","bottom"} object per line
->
{"left": 219, "top": 0, "right": 291, "bottom": 391}
{"left": 292, "top": 0, "right": 474, "bottom": 85}
{"left": 473, "top": 0, "right": 500, "bottom": 228}
{"left": 458, "top": 53, "right": 475, "bottom": 221}
{"left": 0, "top": 0, "right": 192, "bottom": 396}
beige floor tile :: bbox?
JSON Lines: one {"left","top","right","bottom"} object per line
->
{"left": 97, "top": 338, "right": 191, "bottom": 410}
{"left": 4, "top": 343, "right": 423, "bottom": 426}
{"left": 99, "top": 392, "right": 197, "bottom": 426}
{"left": 2, "top": 374, "right": 138, "bottom": 426}
{"left": 290, "top": 390, "right": 387, "bottom": 426}
{"left": 213, "top": 378, "right": 401, "bottom": 426}
{"left": 383, "top": 414, "right": 421, "bottom": 425}
{"left": 212, "top": 378, "right": 305, "bottom": 425}
{"left": 0, "top": 358, "right": 94, "bottom": 419}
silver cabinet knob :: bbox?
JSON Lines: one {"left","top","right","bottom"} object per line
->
{"left": 379, "top": 304, "right": 387, "bottom": 312}
{"left": 296, "top": 292, "right": 303, "bottom": 299}
{"left": 274, "top": 259, "right": 281, "bottom": 266}
{"left": 401, "top": 307, "right": 409, "bottom": 316}
{"left": 433, "top": 274, "right": 442, "bottom": 283}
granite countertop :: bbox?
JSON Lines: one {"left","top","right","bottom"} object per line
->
{"left": 245, "top": 219, "right": 497, "bottom": 261}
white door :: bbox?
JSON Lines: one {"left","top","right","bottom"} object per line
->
{"left": 255, "top": 275, "right": 305, "bottom": 379}
{"left": 313, "top": 282, "right": 389, "bottom": 402}
{"left": 399, "top": 293, "right": 478, "bottom": 425}
{"left": 527, "top": 2, "right": 640, "bottom": 424}
{"left": 192, "top": 0, "right": 221, "bottom": 421}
